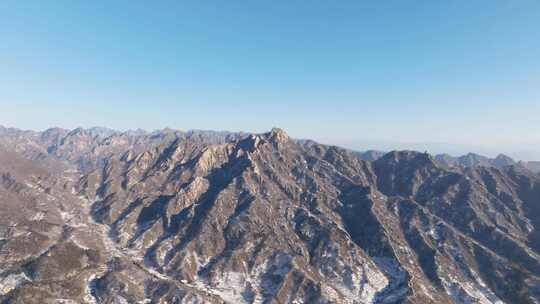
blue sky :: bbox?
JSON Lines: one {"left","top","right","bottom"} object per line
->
{"left": 1, "top": 1, "right": 539, "bottom": 159}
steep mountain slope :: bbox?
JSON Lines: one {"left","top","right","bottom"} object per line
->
{"left": 0, "top": 127, "right": 539, "bottom": 303}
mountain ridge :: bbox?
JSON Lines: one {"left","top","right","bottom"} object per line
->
{"left": 0, "top": 126, "right": 539, "bottom": 303}
{"left": 2, "top": 124, "right": 538, "bottom": 172}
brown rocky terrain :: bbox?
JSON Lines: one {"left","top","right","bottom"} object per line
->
{"left": 0, "top": 126, "right": 539, "bottom": 303}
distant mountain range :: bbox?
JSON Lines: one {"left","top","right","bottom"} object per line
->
{"left": 357, "top": 149, "right": 540, "bottom": 173}
{"left": 1, "top": 125, "right": 539, "bottom": 303}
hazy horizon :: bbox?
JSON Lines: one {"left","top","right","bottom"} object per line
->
{"left": 1, "top": 1, "right": 538, "bottom": 160}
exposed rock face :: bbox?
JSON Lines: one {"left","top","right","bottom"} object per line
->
{"left": 1, "top": 126, "right": 539, "bottom": 303}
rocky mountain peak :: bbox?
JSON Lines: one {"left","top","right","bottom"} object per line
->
{"left": 493, "top": 153, "right": 516, "bottom": 167}
{"left": 267, "top": 127, "right": 289, "bottom": 143}
{"left": 378, "top": 150, "right": 435, "bottom": 165}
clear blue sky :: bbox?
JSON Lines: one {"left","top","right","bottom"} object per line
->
{"left": 1, "top": 1, "right": 539, "bottom": 159}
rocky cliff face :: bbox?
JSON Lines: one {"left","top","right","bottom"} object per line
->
{"left": 0, "top": 127, "right": 539, "bottom": 303}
